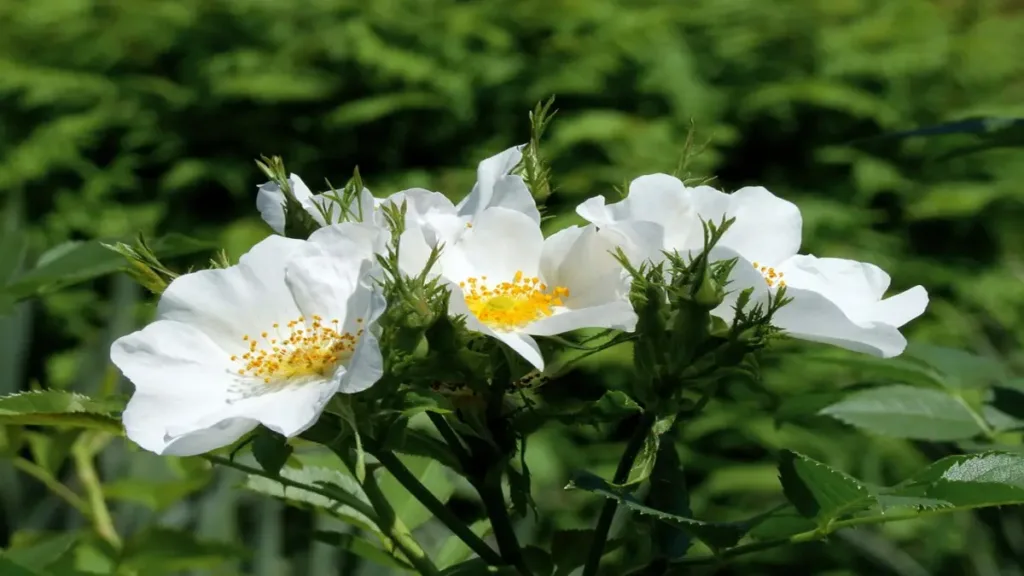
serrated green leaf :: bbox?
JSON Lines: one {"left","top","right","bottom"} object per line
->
{"left": 778, "top": 450, "right": 874, "bottom": 527}
{"left": 311, "top": 530, "right": 411, "bottom": 571}
{"left": 244, "top": 465, "right": 382, "bottom": 541}
{"left": 873, "top": 494, "right": 953, "bottom": 512}
{"left": 893, "top": 452, "right": 1024, "bottom": 509}
{"left": 567, "top": 471, "right": 745, "bottom": 550}
{"left": 819, "top": 385, "right": 985, "bottom": 441}
{"left": 624, "top": 415, "right": 675, "bottom": 487}
{"left": 252, "top": 428, "right": 293, "bottom": 477}
{"left": 0, "top": 391, "right": 124, "bottom": 416}
{"left": 0, "top": 391, "right": 126, "bottom": 433}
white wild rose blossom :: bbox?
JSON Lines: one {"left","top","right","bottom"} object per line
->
{"left": 578, "top": 174, "right": 928, "bottom": 358}
{"left": 111, "top": 223, "right": 387, "bottom": 456}
{"left": 406, "top": 206, "right": 645, "bottom": 370}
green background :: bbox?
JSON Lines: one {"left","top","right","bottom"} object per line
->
{"left": 3, "top": 0, "right": 1024, "bottom": 574}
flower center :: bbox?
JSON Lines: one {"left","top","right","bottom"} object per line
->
{"left": 232, "top": 315, "right": 363, "bottom": 384}
{"left": 460, "top": 271, "right": 569, "bottom": 330}
{"left": 752, "top": 262, "right": 786, "bottom": 288}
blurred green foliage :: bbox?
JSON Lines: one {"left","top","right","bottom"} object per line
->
{"left": 3, "top": 0, "right": 1024, "bottom": 574}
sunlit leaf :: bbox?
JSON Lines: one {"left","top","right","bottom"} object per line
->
{"left": 244, "top": 465, "right": 383, "bottom": 541}
{"left": 0, "top": 391, "right": 126, "bottom": 433}
{"left": 567, "top": 471, "right": 745, "bottom": 550}
{"left": 819, "top": 385, "right": 985, "bottom": 441}
{"left": 778, "top": 450, "right": 874, "bottom": 527}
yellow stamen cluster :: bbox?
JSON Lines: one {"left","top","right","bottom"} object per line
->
{"left": 460, "top": 271, "right": 569, "bottom": 330}
{"left": 752, "top": 262, "right": 786, "bottom": 288}
{"left": 231, "top": 315, "right": 363, "bottom": 384}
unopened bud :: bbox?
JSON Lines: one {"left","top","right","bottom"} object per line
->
{"left": 693, "top": 272, "right": 725, "bottom": 309}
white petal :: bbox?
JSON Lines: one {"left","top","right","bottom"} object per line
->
{"left": 397, "top": 227, "right": 438, "bottom": 279}
{"left": 485, "top": 175, "right": 541, "bottom": 224}
{"left": 156, "top": 236, "right": 304, "bottom": 354}
{"left": 158, "top": 418, "right": 260, "bottom": 456}
{"left": 386, "top": 187, "right": 466, "bottom": 245}
{"left": 112, "top": 320, "right": 250, "bottom": 455}
{"left": 773, "top": 288, "right": 910, "bottom": 358}
{"left": 773, "top": 255, "right": 928, "bottom": 357}
{"left": 577, "top": 174, "right": 696, "bottom": 253}
{"left": 491, "top": 330, "right": 545, "bottom": 370}
{"left": 539, "top": 225, "right": 630, "bottom": 309}
{"left": 237, "top": 379, "right": 340, "bottom": 438}
{"left": 717, "top": 186, "right": 801, "bottom": 265}
{"left": 287, "top": 224, "right": 383, "bottom": 330}
{"left": 256, "top": 174, "right": 317, "bottom": 234}
{"left": 526, "top": 302, "right": 638, "bottom": 336}
{"left": 307, "top": 222, "right": 388, "bottom": 263}
{"left": 457, "top": 145, "right": 525, "bottom": 218}
{"left": 337, "top": 286, "right": 387, "bottom": 394}
{"left": 439, "top": 207, "right": 543, "bottom": 282}
{"left": 870, "top": 285, "right": 928, "bottom": 328}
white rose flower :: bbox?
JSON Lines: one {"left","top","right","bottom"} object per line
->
{"left": 414, "top": 206, "right": 640, "bottom": 370}
{"left": 111, "top": 224, "right": 387, "bottom": 456}
{"left": 577, "top": 174, "right": 928, "bottom": 358}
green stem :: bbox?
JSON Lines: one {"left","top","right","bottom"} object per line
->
{"left": 668, "top": 507, "right": 954, "bottom": 570}
{"left": 359, "top": 466, "right": 440, "bottom": 576}
{"left": 429, "top": 412, "right": 529, "bottom": 574}
{"left": 12, "top": 457, "right": 90, "bottom": 514}
{"left": 428, "top": 413, "right": 472, "bottom": 465}
{"left": 582, "top": 412, "right": 657, "bottom": 576}
{"left": 478, "top": 465, "right": 530, "bottom": 574}
{"left": 371, "top": 446, "right": 503, "bottom": 565}
{"left": 72, "top": 433, "right": 121, "bottom": 550}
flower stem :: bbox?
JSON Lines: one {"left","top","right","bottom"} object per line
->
{"left": 666, "top": 507, "right": 956, "bottom": 570}
{"left": 429, "top": 413, "right": 530, "bottom": 574}
{"left": 12, "top": 457, "right": 90, "bottom": 515}
{"left": 72, "top": 432, "right": 121, "bottom": 550}
{"left": 370, "top": 446, "right": 503, "bottom": 565}
{"left": 478, "top": 465, "right": 530, "bottom": 574}
{"left": 358, "top": 465, "right": 440, "bottom": 576}
{"left": 582, "top": 412, "right": 656, "bottom": 576}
